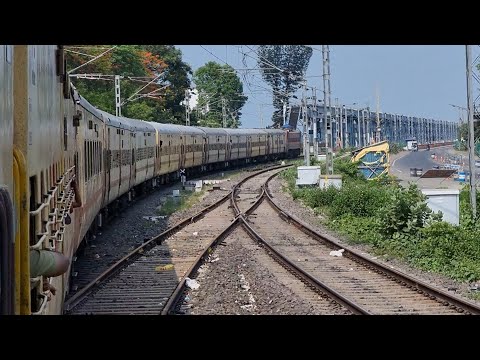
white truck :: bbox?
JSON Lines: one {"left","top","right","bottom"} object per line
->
{"left": 406, "top": 138, "right": 418, "bottom": 152}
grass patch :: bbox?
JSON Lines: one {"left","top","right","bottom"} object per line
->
{"left": 156, "top": 189, "right": 207, "bottom": 216}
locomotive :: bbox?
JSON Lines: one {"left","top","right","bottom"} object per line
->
{"left": 0, "top": 45, "right": 301, "bottom": 315}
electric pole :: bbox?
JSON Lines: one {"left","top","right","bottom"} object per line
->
{"left": 115, "top": 75, "right": 121, "bottom": 116}
{"left": 185, "top": 89, "right": 191, "bottom": 126}
{"left": 312, "top": 87, "right": 318, "bottom": 158}
{"left": 322, "top": 45, "right": 333, "bottom": 175}
{"left": 303, "top": 82, "right": 310, "bottom": 166}
{"left": 222, "top": 97, "right": 227, "bottom": 128}
{"left": 376, "top": 85, "right": 381, "bottom": 143}
{"left": 466, "top": 45, "right": 477, "bottom": 218}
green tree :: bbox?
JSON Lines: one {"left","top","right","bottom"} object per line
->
{"left": 138, "top": 45, "right": 192, "bottom": 124}
{"left": 65, "top": 45, "right": 189, "bottom": 123}
{"left": 257, "top": 45, "right": 313, "bottom": 128}
{"left": 193, "top": 61, "right": 247, "bottom": 128}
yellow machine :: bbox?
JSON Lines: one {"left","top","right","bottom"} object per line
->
{"left": 351, "top": 141, "right": 390, "bottom": 179}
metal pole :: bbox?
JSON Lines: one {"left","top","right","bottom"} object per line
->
{"left": 115, "top": 75, "right": 121, "bottom": 117}
{"left": 336, "top": 98, "right": 342, "bottom": 148}
{"left": 185, "top": 89, "right": 190, "bottom": 126}
{"left": 357, "top": 107, "right": 360, "bottom": 148}
{"left": 304, "top": 82, "right": 310, "bottom": 166}
{"left": 313, "top": 88, "right": 318, "bottom": 159}
{"left": 376, "top": 86, "right": 381, "bottom": 143}
{"left": 322, "top": 45, "right": 333, "bottom": 175}
{"left": 466, "top": 45, "right": 477, "bottom": 218}
{"left": 222, "top": 98, "right": 227, "bottom": 128}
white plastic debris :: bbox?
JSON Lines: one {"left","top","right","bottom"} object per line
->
{"left": 192, "top": 232, "right": 198, "bottom": 236}
{"left": 142, "top": 215, "right": 166, "bottom": 223}
{"left": 329, "top": 249, "right": 345, "bottom": 257}
{"left": 185, "top": 277, "right": 200, "bottom": 290}
{"left": 210, "top": 257, "right": 220, "bottom": 263}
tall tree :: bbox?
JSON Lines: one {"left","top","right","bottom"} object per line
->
{"left": 257, "top": 45, "right": 313, "bottom": 128}
{"left": 193, "top": 61, "right": 247, "bottom": 128}
{"left": 65, "top": 45, "right": 189, "bottom": 123}
{"left": 139, "top": 45, "right": 192, "bottom": 124}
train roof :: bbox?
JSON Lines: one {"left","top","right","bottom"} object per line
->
{"left": 223, "top": 128, "right": 268, "bottom": 136}
{"left": 195, "top": 127, "right": 228, "bottom": 136}
{"left": 146, "top": 122, "right": 186, "bottom": 135}
{"left": 77, "top": 94, "right": 105, "bottom": 122}
{"left": 263, "top": 129, "right": 286, "bottom": 135}
{"left": 120, "top": 117, "right": 156, "bottom": 133}
{"left": 98, "top": 110, "right": 130, "bottom": 130}
{"left": 180, "top": 126, "right": 207, "bottom": 136}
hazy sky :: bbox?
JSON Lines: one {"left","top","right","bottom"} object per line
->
{"left": 176, "top": 45, "right": 469, "bottom": 129}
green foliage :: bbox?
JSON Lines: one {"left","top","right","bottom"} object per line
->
{"left": 330, "top": 182, "right": 389, "bottom": 218}
{"left": 378, "top": 184, "right": 442, "bottom": 239}
{"left": 459, "top": 186, "right": 480, "bottom": 229}
{"left": 409, "top": 222, "right": 480, "bottom": 281}
{"left": 156, "top": 189, "right": 205, "bottom": 216}
{"left": 193, "top": 61, "right": 247, "bottom": 128}
{"left": 257, "top": 45, "right": 313, "bottom": 128}
{"left": 389, "top": 142, "right": 404, "bottom": 154}
{"left": 66, "top": 45, "right": 191, "bottom": 124}
{"left": 331, "top": 214, "right": 382, "bottom": 246}
{"left": 333, "top": 158, "right": 363, "bottom": 181}
{"left": 139, "top": 45, "right": 192, "bottom": 124}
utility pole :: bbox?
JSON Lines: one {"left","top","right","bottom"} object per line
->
{"left": 376, "top": 85, "right": 381, "bottom": 143}
{"left": 222, "top": 97, "right": 227, "bottom": 128}
{"left": 115, "top": 75, "right": 121, "bottom": 116}
{"left": 336, "top": 98, "right": 342, "bottom": 149}
{"left": 185, "top": 89, "right": 191, "bottom": 126}
{"left": 322, "top": 45, "right": 333, "bottom": 175}
{"left": 357, "top": 107, "right": 361, "bottom": 148}
{"left": 466, "top": 45, "right": 477, "bottom": 218}
{"left": 312, "top": 87, "right": 318, "bottom": 158}
{"left": 303, "top": 82, "right": 310, "bottom": 166}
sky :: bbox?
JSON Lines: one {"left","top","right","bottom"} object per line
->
{"left": 176, "top": 45, "right": 472, "bottom": 129}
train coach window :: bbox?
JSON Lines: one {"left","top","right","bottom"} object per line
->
{"left": 88, "top": 120, "right": 93, "bottom": 130}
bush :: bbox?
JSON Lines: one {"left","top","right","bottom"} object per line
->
{"left": 389, "top": 142, "right": 404, "bottom": 154}
{"left": 378, "top": 184, "right": 442, "bottom": 239}
{"left": 331, "top": 214, "right": 382, "bottom": 246}
{"left": 330, "top": 181, "right": 390, "bottom": 218}
{"left": 410, "top": 222, "right": 480, "bottom": 281}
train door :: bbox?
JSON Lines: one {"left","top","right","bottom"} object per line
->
{"left": 180, "top": 136, "right": 185, "bottom": 169}
{"left": 131, "top": 147, "right": 136, "bottom": 187}
{"left": 267, "top": 134, "right": 271, "bottom": 156}
{"left": 203, "top": 137, "right": 207, "bottom": 165}
{"left": 247, "top": 136, "right": 252, "bottom": 158}
{"left": 226, "top": 137, "right": 230, "bottom": 162}
{"left": 103, "top": 127, "right": 110, "bottom": 205}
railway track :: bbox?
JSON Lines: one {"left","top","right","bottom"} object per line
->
{"left": 233, "top": 175, "right": 480, "bottom": 315}
{"left": 65, "top": 165, "right": 480, "bottom": 315}
{"left": 64, "top": 165, "right": 291, "bottom": 314}
{"left": 171, "top": 170, "right": 363, "bottom": 315}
